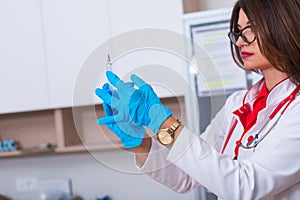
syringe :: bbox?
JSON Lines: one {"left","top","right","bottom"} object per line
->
{"left": 105, "top": 54, "right": 114, "bottom": 90}
{"left": 106, "top": 54, "right": 113, "bottom": 72}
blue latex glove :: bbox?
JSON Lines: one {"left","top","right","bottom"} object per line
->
{"left": 95, "top": 71, "right": 172, "bottom": 133}
{"left": 99, "top": 83, "right": 145, "bottom": 148}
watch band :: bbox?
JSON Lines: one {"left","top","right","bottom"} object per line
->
{"left": 168, "top": 120, "right": 181, "bottom": 134}
{"left": 157, "top": 119, "right": 181, "bottom": 145}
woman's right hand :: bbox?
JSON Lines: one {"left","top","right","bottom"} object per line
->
{"left": 98, "top": 83, "right": 146, "bottom": 148}
{"left": 95, "top": 71, "right": 172, "bottom": 134}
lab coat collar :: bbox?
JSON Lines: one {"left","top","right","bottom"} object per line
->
{"left": 245, "top": 78, "right": 297, "bottom": 109}
{"left": 243, "top": 78, "right": 265, "bottom": 106}
{"left": 232, "top": 78, "right": 297, "bottom": 133}
{"left": 266, "top": 78, "right": 297, "bottom": 107}
{"left": 230, "top": 78, "right": 297, "bottom": 159}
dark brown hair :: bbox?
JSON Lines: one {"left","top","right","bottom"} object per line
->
{"left": 230, "top": 0, "right": 300, "bottom": 84}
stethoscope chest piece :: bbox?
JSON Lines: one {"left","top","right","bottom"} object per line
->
{"left": 246, "top": 135, "right": 254, "bottom": 147}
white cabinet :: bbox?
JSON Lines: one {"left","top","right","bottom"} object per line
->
{"left": 0, "top": 0, "right": 49, "bottom": 114}
{"left": 109, "top": 0, "right": 183, "bottom": 35}
{"left": 0, "top": 0, "right": 185, "bottom": 113}
{"left": 107, "top": 0, "right": 186, "bottom": 98}
{"left": 110, "top": 49, "right": 188, "bottom": 98}
{"left": 44, "top": 0, "right": 185, "bottom": 106}
{"left": 42, "top": 0, "right": 110, "bottom": 108}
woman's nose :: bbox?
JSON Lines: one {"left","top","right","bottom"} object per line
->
{"left": 235, "top": 36, "right": 247, "bottom": 47}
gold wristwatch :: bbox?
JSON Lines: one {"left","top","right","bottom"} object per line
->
{"left": 157, "top": 120, "right": 181, "bottom": 145}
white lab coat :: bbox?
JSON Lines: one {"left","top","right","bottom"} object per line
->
{"left": 136, "top": 78, "right": 300, "bottom": 200}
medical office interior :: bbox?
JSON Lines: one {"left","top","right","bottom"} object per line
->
{"left": 0, "top": 0, "right": 251, "bottom": 199}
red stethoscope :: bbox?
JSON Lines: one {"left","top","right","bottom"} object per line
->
{"left": 221, "top": 83, "right": 300, "bottom": 159}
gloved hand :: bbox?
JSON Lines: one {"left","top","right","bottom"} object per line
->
{"left": 98, "top": 83, "right": 145, "bottom": 148}
{"left": 95, "top": 71, "right": 172, "bottom": 133}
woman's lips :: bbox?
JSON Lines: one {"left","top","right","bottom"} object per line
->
{"left": 241, "top": 51, "right": 254, "bottom": 59}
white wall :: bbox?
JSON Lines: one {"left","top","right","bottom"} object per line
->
{"left": 0, "top": 151, "right": 196, "bottom": 200}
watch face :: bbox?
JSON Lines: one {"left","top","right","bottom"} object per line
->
{"left": 157, "top": 130, "right": 173, "bottom": 145}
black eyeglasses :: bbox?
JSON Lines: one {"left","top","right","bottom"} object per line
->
{"left": 228, "top": 26, "right": 256, "bottom": 45}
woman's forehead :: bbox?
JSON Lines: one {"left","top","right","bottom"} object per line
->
{"left": 237, "top": 9, "right": 251, "bottom": 28}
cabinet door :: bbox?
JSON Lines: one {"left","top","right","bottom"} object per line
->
{"left": 109, "top": 0, "right": 183, "bottom": 34}
{"left": 42, "top": 0, "right": 110, "bottom": 108}
{"left": 108, "top": 0, "right": 186, "bottom": 97}
{"left": 0, "top": 0, "right": 49, "bottom": 114}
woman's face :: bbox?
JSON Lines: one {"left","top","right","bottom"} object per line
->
{"left": 236, "top": 9, "right": 273, "bottom": 71}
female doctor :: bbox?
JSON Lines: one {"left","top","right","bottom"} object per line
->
{"left": 95, "top": 0, "right": 300, "bottom": 199}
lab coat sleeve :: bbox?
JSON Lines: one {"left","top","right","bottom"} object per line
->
{"left": 167, "top": 100, "right": 300, "bottom": 199}
{"left": 135, "top": 137, "right": 200, "bottom": 193}
{"left": 135, "top": 91, "right": 244, "bottom": 194}
{"left": 198, "top": 90, "right": 245, "bottom": 152}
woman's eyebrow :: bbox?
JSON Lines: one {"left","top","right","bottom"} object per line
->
{"left": 236, "top": 21, "right": 251, "bottom": 29}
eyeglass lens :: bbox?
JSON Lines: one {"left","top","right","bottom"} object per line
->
{"left": 228, "top": 26, "right": 256, "bottom": 45}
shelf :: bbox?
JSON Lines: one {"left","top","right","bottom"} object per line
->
{"left": 0, "top": 110, "right": 57, "bottom": 150}
{"left": 56, "top": 105, "right": 121, "bottom": 148}
{"left": 0, "top": 96, "right": 185, "bottom": 158}
{"left": 55, "top": 143, "right": 122, "bottom": 153}
{"left": 0, "top": 151, "right": 22, "bottom": 158}
{"left": 0, "top": 148, "right": 55, "bottom": 158}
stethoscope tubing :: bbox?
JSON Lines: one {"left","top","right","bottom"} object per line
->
{"left": 222, "top": 83, "right": 300, "bottom": 155}
{"left": 239, "top": 116, "right": 281, "bottom": 149}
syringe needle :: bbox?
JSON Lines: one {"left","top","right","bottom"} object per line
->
{"left": 106, "top": 54, "right": 112, "bottom": 71}
{"left": 105, "top": 54, "right": 114, "bottom": 89}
